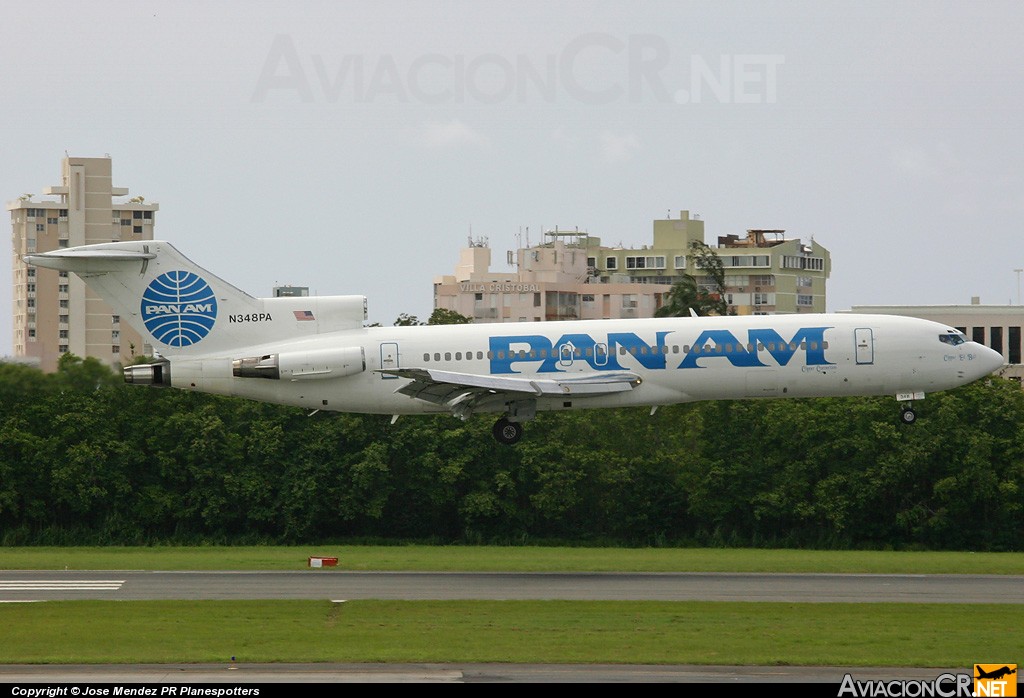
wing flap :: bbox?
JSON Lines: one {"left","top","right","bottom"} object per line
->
{"left": 379, "top": 368, "right": 641, "bottom": 411}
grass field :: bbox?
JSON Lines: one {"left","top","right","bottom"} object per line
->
{"left": 1, "top": 546, "right": 1021, "bottom": 667}
{"left": 3, "top": 545, "right": 1024, "bottom": 574}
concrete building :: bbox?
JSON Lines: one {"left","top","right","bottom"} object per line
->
{"left": 433, "top": 210, "right": 831, "bottom": 322}
{"left": 848, "top": 303, "right": 1020, "bottom": 381}
{"left": 8, "top": 156, "right": 157, "bottom": 372}
{"left": 273, "top": 285, "right": 309, "bottom": 298}
{"left": 433, "top": 232, "right": 672, "bottom": 322}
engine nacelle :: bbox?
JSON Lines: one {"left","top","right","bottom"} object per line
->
{"left": 123, "top": 358, "right": 172, "bottom": 386}
{"left": 232, "top": 346, "right": 365, "bottom": 381}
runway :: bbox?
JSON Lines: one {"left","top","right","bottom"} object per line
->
{"left": 1, "top": 570, "right": 1022, "bottom": 603}
{"left": 1, "top": 571, "right": 1017, "bottom": 683}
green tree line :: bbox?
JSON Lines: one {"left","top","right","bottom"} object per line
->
{"left": 1, "top": 355, "right": 1021, "bottom": 549}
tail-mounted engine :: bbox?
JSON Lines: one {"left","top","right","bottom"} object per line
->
{"left": 123, "top": 358, "right": 172, "bottom": 387}
{"left": 232, "top": 346, "right": 365, "bottom": 381}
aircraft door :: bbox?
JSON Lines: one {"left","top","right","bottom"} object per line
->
{"left": 594, "top": 342, "right": 609, "bottom": 367}
{"left": 855, "top": 328, "right": 874, "bottom": 365}
{"left": 380, "top": 342, "right": 400, "bottom": 379}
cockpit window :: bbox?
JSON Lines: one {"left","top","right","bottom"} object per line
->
{"left": 938, "top": 331, "right": 966, "bottom": 346}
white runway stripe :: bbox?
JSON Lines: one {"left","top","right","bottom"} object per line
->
{"left": 0, "top": 580, "right": 124, "bottom": 590}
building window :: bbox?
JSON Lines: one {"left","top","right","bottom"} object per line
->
{"left": 622, "top": 294, "right": 638, "bottom": 308}
{"left": 59, "top": 314, "right": 69, "bottom": 324}
{"left": 59, "top": 330, "right": 69, "bottom": 339}
{"left": 673, "top": 255, "right": 687, "bottom": 269}
{"left": 59, "top": 300, "right": 68, "bottom": 308}
{"left": 120, "top": 219, "right": 131, "bottom": 226}
{"left": 35, "top": 224, "right": 44, "bottom": 232}
{"left": 112, "top": 345, "right": 120, "bottom": 354}
{"left": 143, "top": 211, "right": 152, "bottom": 220}
{"left": 625, "top": 256, "right": 666, "bottom": 270}
{"left": 133, "top": 211, "right": 143, "bottom": 219}
{"left": 991, "top": 326, "right": 1004, "bottom": 355}
{"left": 721, "top": 255, "right": 770, "bottom": 268}
{"left": 753, "top": 293, "right": 769, "bottom": 305}
{"left": 58, "top": 284, "right": 69, "bottom": 293}
{"left": 27, "top": 268, "right": 35, "bottom": 278}
{"left": 605, "top": 257, "right": 617, "bottom": 270}
{"left": 47, "top": 218, "right": 57, "bottom": 225}
{"left": 133, "top": 226, "right": 142, "bottom": 234}
{"left": 1009, "top": 327, "right": 1021, "bottom": 365}
{"left": 587, "top": 257, "right": 596, "bottom": 269}
{"left": 797, "top": 294, "right": 813, "bottom": 306}
{"left": 782, "top": 255, "right": 824, "bottom": 271}
{"left": 59, "top": 239, "right": 69, "bottom": 247}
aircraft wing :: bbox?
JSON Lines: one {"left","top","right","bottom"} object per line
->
{"left": 378, "top": 367, "right": 641, "bottom": 416}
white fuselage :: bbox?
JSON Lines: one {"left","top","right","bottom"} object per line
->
{"left": 166, "top": 313, "right": 1002, "bottom": 415}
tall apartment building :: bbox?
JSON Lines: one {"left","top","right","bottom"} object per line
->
{"left": 433, "top": 210, "right": 831, "bottom": 322}
{"left": 9, "top": 156, "right": 157, "bottom": 372}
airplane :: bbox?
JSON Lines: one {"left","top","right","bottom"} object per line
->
{"left": 975, "top": 666, "right": 1017, "bottom": 681}
{"left": 25, "top": 240, "right": 1004, "bottom": 445}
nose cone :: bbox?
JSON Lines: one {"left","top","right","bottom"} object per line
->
{"left": 974, "top": 344, "right": 1004, "bottom": 379}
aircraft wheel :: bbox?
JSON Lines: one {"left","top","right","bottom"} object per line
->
{"left": 492, "top": 418, "right": 524, "bottom": 445}
{"left": 900, "top": 407, "right": 917, "bottom": 425}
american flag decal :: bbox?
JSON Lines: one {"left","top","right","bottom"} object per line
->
{"left": 293, "top": 310, "right": 315, "bottom": 321}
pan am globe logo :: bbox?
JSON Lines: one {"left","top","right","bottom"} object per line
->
{"left": 141, "top": 271, "right": 218, "bottom": 347}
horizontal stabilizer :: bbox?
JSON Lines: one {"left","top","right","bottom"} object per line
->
{"left": 24, "top": 248, "right": 156, "bottom": 274}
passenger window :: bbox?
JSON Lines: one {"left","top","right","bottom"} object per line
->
{"left": 423, "top": 353, "right": 430, "bottom": 362}
{"left": 434, "top": 353, "right": 441, "bottom": 362}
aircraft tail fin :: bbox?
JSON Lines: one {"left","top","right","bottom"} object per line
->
{"left": 25, "top": 240, "right": 366, "bottom": 356}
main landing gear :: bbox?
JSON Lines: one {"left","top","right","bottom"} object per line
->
{"left": 492, "top": 417, "right": 524, "bottom": 445}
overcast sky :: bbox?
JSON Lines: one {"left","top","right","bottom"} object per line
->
{"left": 3, "top": 0, "right": 1023, "bottom": 353}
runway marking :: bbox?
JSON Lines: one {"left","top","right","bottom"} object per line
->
{"left": 0, "top": 580, "right": 125, "bottom": 590}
